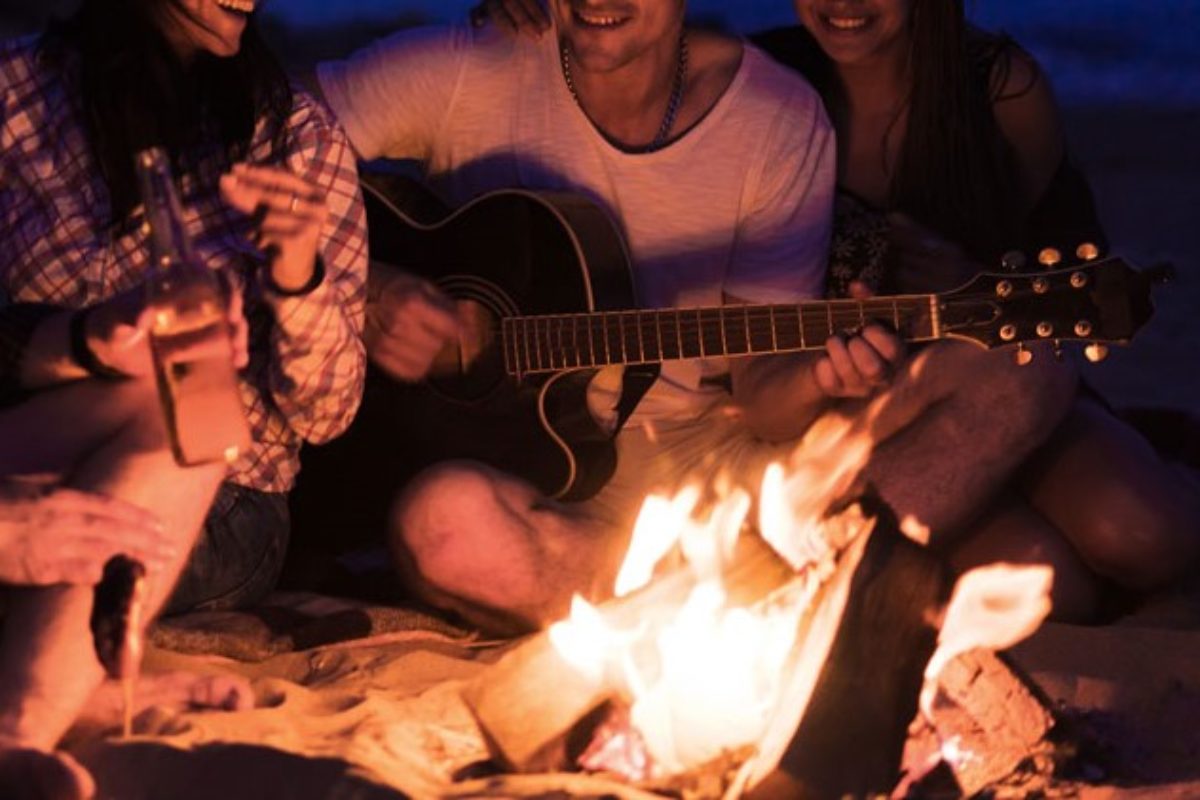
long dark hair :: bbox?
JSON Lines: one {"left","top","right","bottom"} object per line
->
{"left": 38, "top": 0, "right": 293, "bottom": 228}
{"left": 889, "top": 0, "right": 1026, "bottom": 261}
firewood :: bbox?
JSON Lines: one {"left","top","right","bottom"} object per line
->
{"left": 750, "top": 500, "right": 949, "bottom": 800}
{"left": 923, "top": 650, "right": 1054, "bottom": 795}
{"left": 460, "top": 534, "right": 796, "bottom": 773}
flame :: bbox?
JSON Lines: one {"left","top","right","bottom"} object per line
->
{"left": 920, "top": 564, "right": 1053, "bottom": 718}
{"left": 548, "top": 408, "right": 884, "bottom": 781}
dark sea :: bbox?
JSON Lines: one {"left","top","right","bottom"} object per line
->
{"left": 268, "top": 0, "right": 1200, "bottom": 107}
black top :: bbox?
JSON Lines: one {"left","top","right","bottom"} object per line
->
{"left": 752, "top": 26, "right": 1109, "bottom": 296}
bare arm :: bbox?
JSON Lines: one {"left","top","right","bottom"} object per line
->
{"left": 726, "top": 291, "right": 905, "bottom": 443}
{"left": 990, "top": 46, "right": 1066, "bottom": 212}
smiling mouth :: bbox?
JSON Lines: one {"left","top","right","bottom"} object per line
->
{"left": 572, "top": 8, "right": 632, "bottom": 29}
{"left": 820, "top": 14, "right": 872, "bottom": 32}
{"left": 215, "top": 0, "right": 254, "bottom": 15}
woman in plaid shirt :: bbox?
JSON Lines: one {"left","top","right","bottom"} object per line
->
{"left": 0, "top": 0, "right": 367, "bottom": 793}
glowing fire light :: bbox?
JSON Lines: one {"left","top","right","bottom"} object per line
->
{"left": 549, "top": 411, "right": 881, "bottom": 781}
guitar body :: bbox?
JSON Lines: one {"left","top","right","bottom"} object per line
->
{"left": 355, "top": 174, "right": 634, "bottom": 502}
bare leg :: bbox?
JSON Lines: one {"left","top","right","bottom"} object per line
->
{"left": 946, "top": 493, "right": 1101, "bottom": 622}
{"left": 0, "top": 378, "right": 223, "bottom": 753}
{"left": 389, "top": 461, "right": 619, "bottom": 635}
{"left": 860, "top": 342, "right": 1078, "bottom": 540}
{"left": 1021, "top": 395, "right": 1200, "bottom": 590}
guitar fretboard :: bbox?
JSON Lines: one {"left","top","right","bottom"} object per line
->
{"left": 501, "top": 296, "right": 940, "bottom": 378}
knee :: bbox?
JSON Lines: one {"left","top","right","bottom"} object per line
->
{"left": 1076, "top": 487, "right": 1200, "bottom": 590}
{"left": 387, "top": 461, "right": 504, "bottom": 581}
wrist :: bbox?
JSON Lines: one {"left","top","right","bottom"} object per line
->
{"left": 68, "top": 307, "right": 126, "bottom": 380}
{"left": 265, "top": 256, "right": 324, "bottom": 297}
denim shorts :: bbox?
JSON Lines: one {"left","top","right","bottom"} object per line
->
{"left": 164, "top": 482, "right": 289, "bottom": 615}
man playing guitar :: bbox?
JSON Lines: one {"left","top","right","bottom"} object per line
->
{"left": 315, "top": 0, "right": 1076, "bottom": 633}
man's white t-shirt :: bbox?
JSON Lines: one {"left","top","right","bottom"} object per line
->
{"left": 319, "top": 24, "right": 835, "bottom": 427}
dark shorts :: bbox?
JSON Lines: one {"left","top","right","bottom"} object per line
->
{"left": 164, "top": 482, "right": 289, "bottom": 615}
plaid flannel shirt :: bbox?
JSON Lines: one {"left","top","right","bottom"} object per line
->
{"left": 0, "top": 40, "right": 368, "bottom": 492}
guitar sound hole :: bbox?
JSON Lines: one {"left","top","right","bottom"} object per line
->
{"left": 428, "top": 300, "right": 507, "bottom": 403}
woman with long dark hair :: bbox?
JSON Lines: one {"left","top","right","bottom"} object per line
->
{"left": 478, "top": 0, "right": 1199, "bottom": 621}
{"left": 0, "top": 0, "right": 366, "bottom": 793}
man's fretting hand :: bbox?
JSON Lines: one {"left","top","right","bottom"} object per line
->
{"left": 813, "top": 281, "right": 906, "bottom": 398}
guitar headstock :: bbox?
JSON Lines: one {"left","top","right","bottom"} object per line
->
{"left": 937, "top": 244, "right": 1168, "bottom": 363}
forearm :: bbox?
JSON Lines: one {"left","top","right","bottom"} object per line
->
{"left": 265, "top": 276, "right": 366, "bottom": 444}
{"left": 12, "top": 307, "right": 87, "bottom": 392}
{"left": 730, "top": 352, "right": 831, "bottom": 443}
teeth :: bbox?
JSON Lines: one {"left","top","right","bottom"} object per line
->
{"left": 826, "top": 16, "right": 868, "bottom": 30}
{"left": 576, "top": 10, "right": 628, "bottom": 26}
{"left": 216, "top": 0, "right": 254, "bottom": 13}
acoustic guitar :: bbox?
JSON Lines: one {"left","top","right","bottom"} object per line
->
{"left": 360, "top": 175, "right": 1161, "bottom": 502}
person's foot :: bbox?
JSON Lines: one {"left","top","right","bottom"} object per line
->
{"left": 79, "top": 671, "right": 254, "bottom": 729}
{"left": 0, "top": 748, "right": 94, "bottom": 800}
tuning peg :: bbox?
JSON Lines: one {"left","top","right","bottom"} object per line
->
{"left": 1038, "top": 247, "right": 1062, "bottom": 267}
{"left": 1014, "top": 344, "right": 1033, "bottom": 366}
{"left": 1084, "top": 342, "right": 1109, "bottom": 363}
{"left": 1001, "top": 250, "right": 1027, "bottom": 271}
{"left": 1075, "top": 242, "right": 1100, "bottom": 262}
{"left": 1074, "top": 320, "right": 1094, "bottom": 337}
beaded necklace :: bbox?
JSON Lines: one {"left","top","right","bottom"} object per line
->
{"left": 560, "top": 32, "right": 689, "bottom": 153}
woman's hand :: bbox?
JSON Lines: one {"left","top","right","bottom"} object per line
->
{"left": 0, "top": 485, "right": 173, "bottom": 586}
{"left": 886, "top": 212, "right": 983, "bottom": 295}
{"left": 471, "top": 0, "right": 550, "bottom": 38}
{"left": 220, "top": 164, "right": 328, "bottom": 294}
{"left": 84, "top": 280, "right": 250, "bottom": 377}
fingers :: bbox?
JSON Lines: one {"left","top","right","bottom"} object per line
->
{"left": 816, "top": 324, "right": 905, "bottom": 398}
{"left": 847, "top": 280, "right": 875, "bottom": 300}
{"left": 46, "top": 488, "right": 164, "bottom": 532}
{"left": 219, "top": 165, "right": 327, "bottom": 234}
{"left": 365, "top": 278, "right": 463, "bottom": 381}
{"left": 506, "top": 0, "right": 551, "bottom": 36}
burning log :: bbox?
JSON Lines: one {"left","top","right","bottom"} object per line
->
{"left": 898, "top": 650, "right": 1055, "bottom": 797}
{"left": 460, "top": 533, "right": 796, "bottom": 773}
{"left": 747, "top": 498, "right": 947, "bottom": 800}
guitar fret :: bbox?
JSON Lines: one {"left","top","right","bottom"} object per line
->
{"left": 655, "top": 310, "right": 664, "bottom": 362}
{"left": 742, "top": 306, "right": 752, "bottom": 353}
{"left": 892, "top": 298, "right": 901, "bottom": 332}
{"left": 798, "top": 305, "right": 806, "bottom": 349}
{"left": 768, "top": 306, "right": 778, "bottom": 352}
{"left": 858, "top": 302, "right": 867, "bottom": 330}
{"left": 636, "top": 311, "right": 646, "bottom": 363}
{"left": 532, "top": 317, "right": 543, "bottom": 371}
{"left": 602, "top": 314, "right": 612, "bottom": 365}
{"left": 695, "top": 308, "right": 705, "bottom": 357}
{"left": 588, "top": 313, "right": 597, "bottom": 366}
{"left": 675, "top": 312, "right": 684, "bottom": 358}
{"left": 826, "top": 303, "right": 835, "bottom": 338}
{"left": 555, "top": 316, "right": 565, "bottom": 369}
{"left": 576, "top": 316, "right": 585, "bottom": 371}
{"left": 619, "top": 311, "right": 628, "bottom": 362}
{"left": 718, "top": 308, "right": 729, "bottom": 356}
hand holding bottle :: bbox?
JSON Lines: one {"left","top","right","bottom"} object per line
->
{"left": 219, "top": 164, "right": 328, "bottom": 293}
{"left": 83, "top": 282, "right": 250, "bottom": 379}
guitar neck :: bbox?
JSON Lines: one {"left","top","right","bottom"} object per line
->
{"left": 502, "top": 295, "right": 943, "bottom": 377}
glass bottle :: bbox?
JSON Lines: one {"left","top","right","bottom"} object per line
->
{"left": 134, "top": 147, "right": 250, "bottom": 466}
